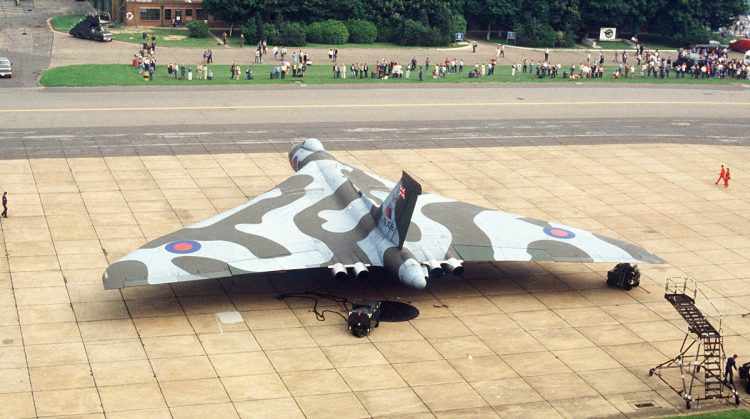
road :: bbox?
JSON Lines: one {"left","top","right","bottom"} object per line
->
{"left": 0, "top": 84, "right": 749, "bottom": 158}
{"left": 0, "top": 0, "right": 88, "bottom": 87}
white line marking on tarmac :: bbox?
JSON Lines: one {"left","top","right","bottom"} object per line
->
{"left": 23, "top": 135, "right": 76, "bottom": 139}
{"left": 1, "top": 100, "right": 749, "bottom": 113}
{"left": 430, "top": 133, "right": 688, "bottom": 140}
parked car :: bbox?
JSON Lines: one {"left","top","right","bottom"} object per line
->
{"left": 0, "top": 57, "right": 12, "bottom": 78}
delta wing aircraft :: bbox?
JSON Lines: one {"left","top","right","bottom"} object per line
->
{"left": 103, "top": 139, "right": 663, "bottom": 289}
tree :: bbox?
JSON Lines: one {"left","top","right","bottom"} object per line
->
{"left": 464, "top": 0, "right": 518, "bottom": 38}
{"left": 203, "top": 0, "right": 261, "bottom": 34}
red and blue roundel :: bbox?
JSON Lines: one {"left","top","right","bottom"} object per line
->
{"left": 165, "top": 240, "right": 202, "bottom": 254}
{"left": 543, "top": 226, "right": 575, "bottom": 239}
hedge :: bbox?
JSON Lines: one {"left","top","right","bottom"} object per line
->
{"left": 264, "top": 23, "right": 280, "bottom": 45}
{"left": 345, "top": 19, "right": 377, "bottom": 43}
{"left": 514, "top": 21, "right": 556, "bottom": 47}
{"left": 241, "top": 20, "right": 258, "bottom": 44}
{"left": 186, "top": 21, "right": 210, "bottom": 38}
{"left": 306, "top": 19, "right": 349, "bottom": 44}
{"left": 278, "top": 22, "right": 306, "bottom": 46}
{"left": 398, "top": 19, "right": 445, "bottom": 46}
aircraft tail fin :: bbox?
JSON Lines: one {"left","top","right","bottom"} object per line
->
{"left": 376, "top": 171, "right": 422, "bottom": 249}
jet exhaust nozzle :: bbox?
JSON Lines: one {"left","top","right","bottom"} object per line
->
{"left": 427, "top": 260, "right": 444, "bottom": 278}
{"left": 330, "top": 263, "right": 348, "bottom": 280}
{"left": 442, "top": 258, "right": 464, "bottom": 276}
{"left": 352, "top": 262, "right": 369, "bottom": 280}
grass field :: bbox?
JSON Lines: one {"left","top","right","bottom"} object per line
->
{"left": 583, "top": 40, "right": 678, "bottom": 51}
{"left": 666, "top": 410, "right": 750, "bottom": 419}
{"left": 111, "top": 28, "right": 238, "bottom": 48}
{"left": 50, "top": 15, "right": 84, "bottom": 32}
{"left": 40, "top": 63, "right": 750, "bottom": 87}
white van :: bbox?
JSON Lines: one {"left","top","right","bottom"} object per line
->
{"left": 0, "top": 57, "right": 11, "bottom": 78}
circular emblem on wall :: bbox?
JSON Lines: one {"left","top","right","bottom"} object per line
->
{"left": 165, "top": 240, "right": 202, "bottom": 254}
{"left": 126, "top": 12, "right": 134, "bottom": 21}
{"left": 543, "top": 226, "right": 576, "bottom": 240}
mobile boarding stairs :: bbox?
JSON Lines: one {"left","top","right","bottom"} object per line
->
{"left": 649, "top": 277, "right": 741, "bottom": 409}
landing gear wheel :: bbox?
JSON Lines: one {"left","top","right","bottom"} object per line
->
{"left": 735, "top": 394, "right": 741, "bottom": 406}
{"left": 686, "top": 400, "right": 691, "bottom": 410}
{"left": 648, "top": 368, "right": 655, "bottom": 376}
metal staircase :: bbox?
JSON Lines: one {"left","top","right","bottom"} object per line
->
{"left": 649, "top": 277, "right": 740, "bottom": 409}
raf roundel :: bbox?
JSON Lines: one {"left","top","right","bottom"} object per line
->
{"left": 543, "top": 226, "right": 576, "bottom": 240}
{"left": 165, "top": 240, "right": 202, "bottom": 254}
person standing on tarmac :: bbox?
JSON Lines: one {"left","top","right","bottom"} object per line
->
{"left": 715, "top": 164, "right": 726, "bottom": 185}
{"left": 724, "top": 167, "right": 731, "bottom": 188}
{"left": 1, "top": 192, "right": 7, "bottom": 218}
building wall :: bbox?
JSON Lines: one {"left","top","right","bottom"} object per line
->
{"left": 124, "top": 0, "right": 222, "bottom": 27}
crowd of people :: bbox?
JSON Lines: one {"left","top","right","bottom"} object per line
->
{"left": 127, "top": 31, "right": 749, "bottom": 84}
{"left": 130, "top": 33, "right": 158, "bottom": 80}
{"left": 508, "top": 43, "right": 750, "bottom": 81}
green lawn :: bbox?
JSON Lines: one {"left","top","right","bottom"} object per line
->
{"left": 665, "top": 409, "right": 750, "bottom": 419}
{"left": 50, "top": 15, "right": 84, "bottom": 32}
{"left": 111, "top": 28, "right": 236, "bottom": 48}
{"left": 580, "top": 40, "right": 679, "bottom": 50}
{"left": 40, "top": 63, "right": 750, "bottom": 87}
{"left": 588, "top": 41, "right": 634, "bottom": 50}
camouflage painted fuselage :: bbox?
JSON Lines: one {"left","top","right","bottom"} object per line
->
{"left": 103, "top": 139, "right": 662, "bottom": 289}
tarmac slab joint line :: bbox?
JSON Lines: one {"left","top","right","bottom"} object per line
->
{"left": 1, "top": 100, "right": 750, "bottom": 114}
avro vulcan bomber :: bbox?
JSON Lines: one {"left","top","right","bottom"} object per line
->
{"left": 103, "top": 139, "right": 662, "bottom": 290}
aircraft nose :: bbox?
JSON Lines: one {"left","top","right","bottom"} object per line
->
{"left": 288, "top": 144, "right": 303, "bottom": 171}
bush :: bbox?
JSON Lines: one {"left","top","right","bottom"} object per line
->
{"left": 264, "top": 23, "right": 279, "bottom": 44}
{"left": 346, "top": 19, "right": 377, "bottom": 43}
{"left": 637, "top": 33, "right": 680, "bottom": 47}
{"left": 449, "top": 14, "right": 467, "bottom": 37}
{"left": 514, "top": 21, "right": 556, "bottom": 48}
{"left": 377, "top": 17, "right": 402, "bottom": 42}
{"left": 186, "top": 21, "right": 209, "bottom": 38}
{"left": 278, "top": 22, "right": 306, "bottom": 46}
{"left": 306, "top": 19, "right": 349, "bottom": 44}
{"left": 399, "top": 19, "right": 445, "bottom": 46}
{"left": 241, "top": 20, "right": 258, "bottom": 44}
{"left": 555, "top": 30, "right": 576, "bottom": 48}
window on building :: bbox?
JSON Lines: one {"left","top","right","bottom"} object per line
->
{"left": 185, "top": 9, "right": 193, "bottom": 17}
{"left": 139, "top": 8, "right": 160, "bottom": 21}
{"left": 164, "top": 8, "right": 172, "bottom": 21}
{"left": 196, "top": 9, "right": 207, "bottom": 20}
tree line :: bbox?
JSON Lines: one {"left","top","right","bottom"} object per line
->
{"left": 202, "top": 0, "right": 748, "bottom": 47}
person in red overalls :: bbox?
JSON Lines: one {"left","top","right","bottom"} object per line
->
{"left": 724, "top": 167, "right": 731, "bottom": 188}
{"left": 715, "top": 164, "right": 726, "bottom": 185}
